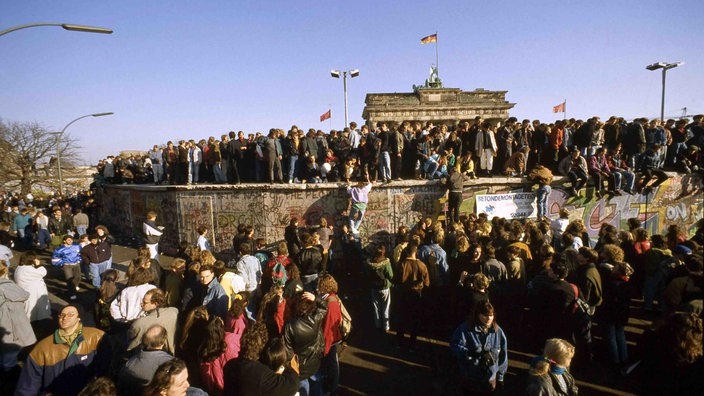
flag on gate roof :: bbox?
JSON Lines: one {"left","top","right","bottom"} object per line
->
{"left": 421, "top": 33, "right": 437, "bottom": 44}
{"left": 320, "top": 109, "right": 331, "bottom": 122}
{"left": 553, "top": 101, "right": 566, "bottom": 113}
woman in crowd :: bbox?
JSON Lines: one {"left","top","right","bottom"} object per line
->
{"left": 198, "top": 316, "right": 241, "bottom": 395}
{"left": 365, "top": 244, "right": 394, "bottom": 332}
{"left": 526, "top": 338, "right": 578, "bottom": 396}
{"left": 13, "top": 251, "right": 51, "bottom": 322}
{"left": 222, "top": 322, "right": 299, "bottom": 396}
{"left": 258, "top": 287, "right": 286, "bottom": 338}
{"left": 283, "top": 290, "right": 327, "bottom": 396}
{"left": 602, "top": 261, "right": 633, "bottom": 370}
{"left": 95, "top": 269, "right": 120, "bottom": 331}
{"left": 0, "top": 260, "right": 37, "bottom": 373}
{"left": 450, "top": 300, "right": 508, "bottom": 395}
{"left": 144, "top": 358, "right": 207, "bottom": 396}
{"left": 318, "top": 274, "right": 343, "bottom": 396}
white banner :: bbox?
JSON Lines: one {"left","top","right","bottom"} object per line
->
{"left": 475, "top": 192, "right": 536, "bottom": 219}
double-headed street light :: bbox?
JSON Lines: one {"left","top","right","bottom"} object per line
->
{"left": 0, "top": 23, "right": 113, "bottom": 37}
{"left": 330, "top": 69, "right": 360, "bottom": 127}
{"left": 52, "top": 112, "right": 114, "bottom": 196}
{"left": 645, "top": 61, "right": 683, "bottom": 122}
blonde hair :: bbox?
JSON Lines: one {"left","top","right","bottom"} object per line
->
{"left": 532, "top": 338, "right": 576, "bottom": 376}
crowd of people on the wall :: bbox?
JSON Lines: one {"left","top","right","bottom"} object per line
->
{"left": 94, "top": 115, "right": 704, "bottom": 192}
{"left": 1, "top": 176, "right": 703, "bottom": 396}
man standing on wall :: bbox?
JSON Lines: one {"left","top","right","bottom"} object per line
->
{"left": 346, "top": 175, "right": 373, "bottom": 234}
{"left": 143, "top": 211, "right": 164, "bottom": 261}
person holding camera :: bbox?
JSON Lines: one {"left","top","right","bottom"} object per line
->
{"left": 450, "top": 300, "right": 508, "bottom": 395}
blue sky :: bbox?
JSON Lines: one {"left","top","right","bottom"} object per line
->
{"left": 2, "top": 1, "right": 702, "bottom": 164}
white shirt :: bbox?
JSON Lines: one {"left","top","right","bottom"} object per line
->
{"left": 110, "top": 283, "right": 157, "bottom": 322}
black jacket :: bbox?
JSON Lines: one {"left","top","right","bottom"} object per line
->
{"left": 283, "top": 296, "right": 327, "bottom": 379}
{"left": 223, "top": 358, "right": 299, "bottom": 396}
{"left": 295, "top": 246, "right": 323, "bottom": 276}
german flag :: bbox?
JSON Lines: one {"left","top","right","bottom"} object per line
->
{"left": 421, "top": 33, "right": 437, "bottom": 44}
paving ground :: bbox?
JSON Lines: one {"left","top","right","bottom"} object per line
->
{"left": 5, "top": 245, "right": 651, "bottom": 395}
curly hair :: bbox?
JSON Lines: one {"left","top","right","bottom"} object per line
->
{"left": 199, "top": 250, "right": 216, "bottom": 265}
{"left": 601, "top": 244, "right": 625, "bottom": 263}
{"left": 660, "top": 312, "right": 703, "bottom": 365}
{"left": 240, "top": 322, "right": 269, "bottom": 361}
{"left": 531, "top": 338, "right": 575, "bottom": 376}
{"left": 528, "top": 165, "right": 554, "bottom": 185}
{"left": 317, "top": 273, "right": 338, "bottom": 295}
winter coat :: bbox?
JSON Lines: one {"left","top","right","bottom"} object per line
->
{"left": 0, "top": 278, "right": 37, "bottom": 351}
{"left": 13, "top": 265, "right": 52, "bottom": 321}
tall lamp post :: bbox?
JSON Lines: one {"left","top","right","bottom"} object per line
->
{"left": 646, "top": 61, "right": 683, "bottom": 122}
{"left": 330, "top": 69, "right": 360, "bottom": 127}
{"left": 0, "top": 23, "right": 112, "bottom": 37}
{"left": 52, "top": 112, "right": 114, "bottom": 196}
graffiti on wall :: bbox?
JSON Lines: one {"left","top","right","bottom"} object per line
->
{"left": 99, "top": 173, "right": 702, "bottom": 253}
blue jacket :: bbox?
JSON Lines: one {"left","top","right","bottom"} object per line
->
{"left": 52, "top": 244, "right": 81, "bottom": 266}
{"left": 450, "top": 321, "right": 508, "bottom": 383}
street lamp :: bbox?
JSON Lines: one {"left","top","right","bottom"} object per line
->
{"left": 52, "top": 112, "right": 114, "bottom": 196}
{"left": 330, "top": 68, "right": 360, "bottom": 127}
{"left": 0, "top": 23, "right": 113, "bottom": 37}
{"left": 645, "top": 61, "right": 683, "bottom": 122}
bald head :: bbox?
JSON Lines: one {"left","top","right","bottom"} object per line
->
{"left": 142, "top": 324, "right": 168, "bottom": 350}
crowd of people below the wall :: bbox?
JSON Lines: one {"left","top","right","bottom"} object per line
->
{"left": 1, "top": 190, "right": 703, "bottom": 395}
{"left": 92, "top": 115, "right": 703, "bottom": 192}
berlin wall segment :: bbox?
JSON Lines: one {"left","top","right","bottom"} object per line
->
{"left": 97, "top": 173, "right": 702, "bottom": 254}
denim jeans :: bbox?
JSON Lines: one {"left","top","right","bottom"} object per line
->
{"left": 371, "top": 288, "right": 391, "bottom": 330}
{"left": 379, "top": 151, "right": 392, "bottom": 181}
{"left": 89, "top": 259, "right": 112, "bottom": 288}
{"left": 299, "top": 372, "right": 322, "bottom": 396}
{"left": 606, "top": 324, "right": 628, "bottom": 364}
{"left": 613, "top": 170, "right": 634, "bottom": 191}
{"left": 213, "top": 163, "right": 225, "bottom": 183}
{"left": 643, "top": 272, "right": 666, "bottom": 310}
{"left": 348, "top": 205, "right": 366, "bottom": 232}
{"left": 288, "top": 155, "right": 299, "bottom": 181}
{"left": 37, "top": 229, "right": 51, "bottom": 249}
{"left": 536, "top": 185, "right": 551, "bottom": 218}
{"left": 189, "top": 163, "right": 200, "bottom": 183}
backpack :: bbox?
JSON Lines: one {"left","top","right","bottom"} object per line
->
{"left": 328, "top": 295, "right": 353, "bottom": 342}
{"left": 271, "top": 257, "right": 288, "bottom": 287}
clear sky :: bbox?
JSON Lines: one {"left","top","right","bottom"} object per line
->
{"left": 2, "top": 1, "right": 702, "bottom": 165}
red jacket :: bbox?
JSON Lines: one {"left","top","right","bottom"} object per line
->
{"left": 322, "top": 294, "right": 342, "bottom": 355}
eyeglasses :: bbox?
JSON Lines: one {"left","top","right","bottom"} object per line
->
{"left": 58, "top": 312, "right": 77, "bottom": 319}
{"left": 141, "top": 300, "right": 151, "bottom": 305}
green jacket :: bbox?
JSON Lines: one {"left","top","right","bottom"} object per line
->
{"left": 366, "top": 258, "right": 394, "bottom": 290}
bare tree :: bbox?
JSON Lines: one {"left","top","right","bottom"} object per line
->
{"left": 0, "top": 119, "right": 80, "bottom": 196}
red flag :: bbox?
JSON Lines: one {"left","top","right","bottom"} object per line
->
{"left": 420, "top": 34, "right": 437, "bottom": 44}
{"left": 320, "top": 109, "right": 331, "bottom": 122}
{"left": 553, "top": 101, "right": 565, "bottom": 113}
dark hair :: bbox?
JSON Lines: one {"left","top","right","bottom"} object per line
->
{"left": 198, "top": 316, "right": 227, "bottom": 362}
{"left": 262, "top": 337, "right": 287, "bottom": 371}
{"left": 239, "top": 242, "right": 252, "bottom": 255}
{"left": 471, "top": 300, "right": 497, "bottom": 330}
{"left": 144, "top": 359, "right": 187, "bottom": 396}
{"left": 99, "top": 269, "right": 119, "bottom": 302}
{"left": 19, "top": 251, "right": 38, "bottom": 266}
{"left": 293, "top": 291, "right": 316, "bottom": 317}
{"left": 197, "top": 225, "right": 208, "bottom": 235}
{"left": 578, "top": 247, "right": 599, "bottom": 263}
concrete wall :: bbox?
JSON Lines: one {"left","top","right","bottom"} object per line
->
{"left": 97, "top": 172, "right": 703, "bottom": 254}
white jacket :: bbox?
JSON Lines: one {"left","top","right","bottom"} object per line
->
{"left": 110, "top": 283, "right": 156, "bottom": 322}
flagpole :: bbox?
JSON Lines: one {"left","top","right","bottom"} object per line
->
{"left": 328, "top": 104, "right": 332, "bottom": 131}
{"left": 563, "top": 99, "right": 567, "bottom": 121}
{"left": 435, "top": 31, "right": 439, "bottom": 76}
